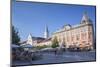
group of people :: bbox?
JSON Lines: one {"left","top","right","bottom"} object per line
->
{"left": 12, "top": 47, "right": 36, "bottom": 62}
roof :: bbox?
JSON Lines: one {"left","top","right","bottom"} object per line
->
{"left": 32, "top": 37, "right": 45, "bottom": 41}
{"left": 81, "top": 12, "right": 92, "bottom": 24}
{"left": 31, "top": 37, "right": 51, "bottom": 43}
{"left": 19, "top": 41, "right": 27, "bottom": 44}
{"left": 38, "top": 38, "right": 51, "bottom": 43}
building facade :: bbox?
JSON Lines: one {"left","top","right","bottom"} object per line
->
{"left": 26, "top": 25, "right": 51, "bottom": 46}
{"left": 22, "top": 12, "right": 94, "bottom": 50}
{"left": 52, "top": 12, "right": 94, "bottom": 49}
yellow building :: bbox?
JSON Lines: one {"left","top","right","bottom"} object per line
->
{"left": 51, "top": 12, "right": 94, "bottom": 49}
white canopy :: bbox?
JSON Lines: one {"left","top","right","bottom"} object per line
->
{"left": 20, "top": 44, "right": 33, "bottom": 48}
{"left": 12, "top": 44, "right": 20, "bottom": 48}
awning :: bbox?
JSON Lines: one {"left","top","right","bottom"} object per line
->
{"left": 11, "top": 44, "right": 20, "bottom": 48}
{"left": 20, "top": 44, "right": 34, "bottom": 48}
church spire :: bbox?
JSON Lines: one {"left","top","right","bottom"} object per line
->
{"left": 27, "top": 33, "right": 32, "bottom": 40}
{"left": 81, "top": 12, "right": 92, "bottom": 24}
{"left": 44, "top": 25, "right": 49, "bottom": 38}
{"left": 27, "top": 33, "right": 33, "bottom": 45}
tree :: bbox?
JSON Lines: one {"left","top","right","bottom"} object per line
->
{"left": 36, "top": 45, "right": 49, "bottom": 50}
{"left": 51, "top": 36, "right": 59, "bottom": 48}
{"left": 12, "top": 25, "right": 20, "bottom": 45}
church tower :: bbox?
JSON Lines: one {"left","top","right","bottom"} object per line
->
{"left": 80, "top": 12, "right": 94, "bottom": 49}
{"left": 27, "top": 33, "right": 33, "bottom": 45}
{"left": 44, "top": 25, "right": 49, "bottom": 39}
{"left": 81, "top": 12, "right": 92, "bottom": 24}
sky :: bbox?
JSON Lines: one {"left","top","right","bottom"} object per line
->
{"left": 12, "top": 1, "right": 96, "bottom": 41}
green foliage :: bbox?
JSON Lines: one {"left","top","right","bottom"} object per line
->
{"left": 12, "top": 25, "right": 20, "bottom": 45}
{"left": 36, "top": 45, "right": 49, "bottom": 50}
{"left": 51, "top": 36, "right": 59, "bottom": 48}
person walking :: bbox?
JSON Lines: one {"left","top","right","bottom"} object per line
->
{"left": 54, "top": 49, "right": 57, "bottom": 56}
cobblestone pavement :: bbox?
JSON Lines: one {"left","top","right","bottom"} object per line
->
{"left": 12, "top": 50, "right": 96, "bottom": 66}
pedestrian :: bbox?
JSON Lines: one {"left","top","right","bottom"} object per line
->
{"left": 55, "top": 49, "right": 57, "bottom": 55}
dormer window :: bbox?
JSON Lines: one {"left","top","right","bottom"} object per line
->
{"left": 63, "top": 24, "right": 71, "bottom": 30}
{"left": 82, "top": 20, "right": 86, "bottom": 23}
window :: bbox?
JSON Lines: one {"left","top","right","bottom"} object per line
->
{"left": 67, "top": 36, "right": 69, "bottom": 42}
{"left": 76, "top": 35, "right": 79, "bottom": 40}
{"left": 71, "top": 36, "right": 74, "bottom": 42}
{"left": 88, "top": 32, "right": 92, "bottom": 41}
